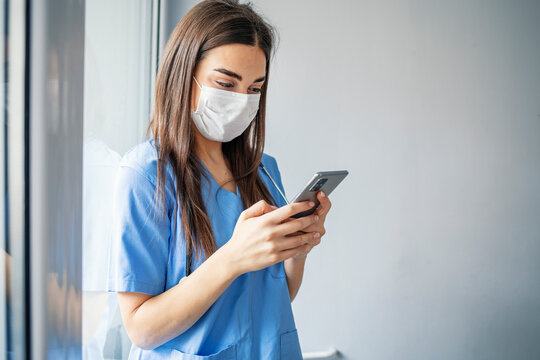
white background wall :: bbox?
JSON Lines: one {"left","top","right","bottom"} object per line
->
{"left": 252, "top": 1, "right": 540, "bottom": 359}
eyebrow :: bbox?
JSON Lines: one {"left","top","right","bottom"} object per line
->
{"left": 212, "top": 68, "right": 266, "bottom": 83}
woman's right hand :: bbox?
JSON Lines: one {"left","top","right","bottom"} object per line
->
{"left": 222, "top": 200, "right": 321, "bottom": 277}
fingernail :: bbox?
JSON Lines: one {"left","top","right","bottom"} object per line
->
{"left": 314, "top": 232, "right": 320, "bottom": 238}
{"left": 314, "top": 215, "right": 319, "bottom": 221}
{"left": 320, "top": 191, "right": 326, "bottom": 197}
{"left": 309, "top": 201, "right": 315, "bottom": 207}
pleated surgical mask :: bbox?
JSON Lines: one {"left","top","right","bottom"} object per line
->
{"left": 190, "top": 76, "right": 261, "bottom": 142}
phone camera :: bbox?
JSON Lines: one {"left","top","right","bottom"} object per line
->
{"left": 309, "top": 178, "right": 328, "bottom": 192}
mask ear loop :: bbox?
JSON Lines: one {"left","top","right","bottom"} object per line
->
{"left": 193, "top": 76, "right": 202, "bottom": 90}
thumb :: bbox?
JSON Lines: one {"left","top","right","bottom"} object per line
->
{"left": 241, "top": 200, "right": 274, "bottom": 220}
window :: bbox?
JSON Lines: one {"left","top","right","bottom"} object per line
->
{"left": 82, "top": 1, "right": 157, "bottom": 358}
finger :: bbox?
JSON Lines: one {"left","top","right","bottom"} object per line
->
{"left": 316, "top": 204, "right": 329, "bottom": 218}
{"left": 263, "top": 200, "right": 316, "bottom": 224}
{"left": 240, "top": 200, "right": 275, "bottom": 220}
{"left": 315, "top": 203, "right": 326, "bottom": 217}
{"left": 275, "top": 213, "right": 319, "bottom": 237}
{"left": 316, "top": 191, "right": 331, "bottom": 216}
{"left": 275, "top": 230, "right": 320, "bottom": 252}
{"left": 265, "top": 204, "right": 279, "bottom": 215}
{"left": 285, "top": 230, "right": 307, "bottom": 237}
{"left": 278, "top": 237, "right": 321, "bottom": 260}
{"left": 294, "top": 223, "right": 324, "bottom": 235}
{"left": 279, "top": 217, "right": 295, "bottom": 225}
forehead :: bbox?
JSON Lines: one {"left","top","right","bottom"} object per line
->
{"left": 197, "top": 43, "right": 267, "bottom": 79}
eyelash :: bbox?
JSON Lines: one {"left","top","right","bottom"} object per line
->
{"left": 216, "top": 81, "right": 233, "bottom": 88}
{"left": 215, "top": 81, "right": 262, "bottom": 93}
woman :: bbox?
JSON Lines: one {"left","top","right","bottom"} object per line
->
{"left": 107, "top": 0, "right": 332, "bottom": 358}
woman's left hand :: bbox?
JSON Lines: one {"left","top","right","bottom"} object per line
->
{"left": 282, "top": 191, "right": 332, "bottom": 258}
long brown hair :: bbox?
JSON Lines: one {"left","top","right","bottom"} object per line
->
{"left": 146, "top": 0, "right": 278, "bottom": 265}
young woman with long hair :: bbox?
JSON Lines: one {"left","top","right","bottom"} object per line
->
{"left": 108, "top": 1, "right": 332, "bottom": 358}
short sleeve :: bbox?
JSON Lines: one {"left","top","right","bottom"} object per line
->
{"left": 107, "top": 165, "right": 171, "bottom": 295}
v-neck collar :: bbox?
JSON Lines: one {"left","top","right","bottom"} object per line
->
{"left": 196, "top": 156, "right": 240, "bottom": 197}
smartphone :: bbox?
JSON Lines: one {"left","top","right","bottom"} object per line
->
{"left": 289, "top": 170, "right": 349, "bottom": 218}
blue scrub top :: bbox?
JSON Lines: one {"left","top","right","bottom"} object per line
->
{"left": 107, "top": 137, "right": 303, "bottom": 359}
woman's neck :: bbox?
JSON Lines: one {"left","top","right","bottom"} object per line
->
{"left": 194, "top": 128, "right": 225, "bottom": 166}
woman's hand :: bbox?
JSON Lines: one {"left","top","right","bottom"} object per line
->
{"left": 222, "top": 199, "right": 321, "bottom": 276}
{"left": 284, "top": 191, "right": 332, "bottom": 259}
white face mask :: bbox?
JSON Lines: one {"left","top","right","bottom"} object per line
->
{"left": 190, "top": 76, "right": 261, "bottom": 142}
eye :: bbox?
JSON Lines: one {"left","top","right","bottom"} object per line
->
{"left": 215, "top": 81, "right": 233, "bottom": 88}
{"left": 249, "top": 88, "right": 262, "bottom": 93}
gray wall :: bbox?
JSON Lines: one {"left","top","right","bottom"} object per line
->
{"left": 164, "top": 1, "right": 540, "bottom": 358}
{"left": 253, "top": 1, "right": 540, "bottom": 359}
